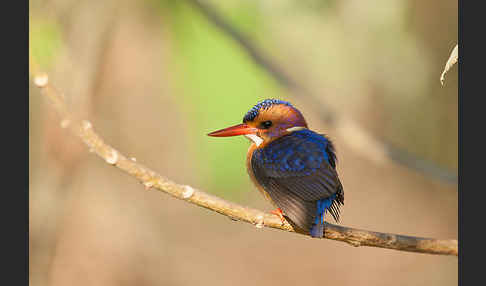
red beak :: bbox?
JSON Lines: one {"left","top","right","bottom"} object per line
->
{"left": 207, "top": 123, "right": 257, "bottom": 137}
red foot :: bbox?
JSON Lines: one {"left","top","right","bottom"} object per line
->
{"left": 271, "top": 208, "right": 286, "bottom": 225}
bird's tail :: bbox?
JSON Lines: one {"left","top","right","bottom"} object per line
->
{"left": 310, "top": 220, "right": 325, "bottom": 238}
{"left": 309, "top": 195, "right": 336, "bottom": 238}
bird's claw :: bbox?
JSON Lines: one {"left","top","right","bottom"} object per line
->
{"left": 270, "top": 208, "right": 286, "bottom": 225}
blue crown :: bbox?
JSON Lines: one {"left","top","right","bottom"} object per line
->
{"left": 243, "top": 99, "right": 292, "bottom": 122}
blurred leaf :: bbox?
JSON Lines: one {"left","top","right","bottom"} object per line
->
{"left": 29, "top": 17, "right": 63, "bottom": 70}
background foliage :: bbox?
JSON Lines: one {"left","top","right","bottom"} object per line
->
{"left": 29, "top": 0, "right": 457, "bottom": 285}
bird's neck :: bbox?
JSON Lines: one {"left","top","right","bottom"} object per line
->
{"left": 246, "top": 126, "right": 308, "bottom": 149}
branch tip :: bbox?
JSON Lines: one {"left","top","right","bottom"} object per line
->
{"left": 440, "top": 44, "right": 458, "bottom": 86}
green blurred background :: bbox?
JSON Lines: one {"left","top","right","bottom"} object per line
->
{"left": 29, "top": 0, "right": 457, "bottom": 285}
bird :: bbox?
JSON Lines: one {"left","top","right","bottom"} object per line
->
{"left": 207, "top": 99, "right": 344, "bottom": 238}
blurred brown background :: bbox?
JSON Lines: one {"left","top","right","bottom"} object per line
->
{"left": 29, "top": 0, "right": 457, "bottom": 285}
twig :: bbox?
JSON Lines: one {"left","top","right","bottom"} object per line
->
{"left": 32, "top": 72, "right": 458, "bottom": 256}
{"left": 440, "top": 44, "right": 458, "bottom": 86}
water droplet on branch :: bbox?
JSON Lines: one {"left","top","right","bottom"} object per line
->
{"left": 33, "top": 73, "right": 49, "bottom": 87}
{"left": 105, "top": 150, "right": 118, "bottom": 165}
{"left": 182, "top": 185, "right": 195, "bottom": 199}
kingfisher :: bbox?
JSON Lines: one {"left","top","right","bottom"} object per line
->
{"left": 208, "top": 99, "right": 344, "bottom": 238}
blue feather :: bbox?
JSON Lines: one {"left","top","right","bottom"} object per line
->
{"left": 310, "top": 193, "right": 337, "bottom": 238}
{"left": 243, "top": 99, "right": 292, "bottom": 123}
{"left": 251, "top": 129, "right": 343, "bottom": 236}
{"left": 259, "top": 129, "right": 332, "bottom": 172}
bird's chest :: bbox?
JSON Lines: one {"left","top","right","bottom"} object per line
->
{"left": 246, "top": 144, "right": 277, "bottom": 206}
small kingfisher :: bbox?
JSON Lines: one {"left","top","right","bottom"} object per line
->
{"left": 208, "top": 99, "right": 344, "bottom": 238}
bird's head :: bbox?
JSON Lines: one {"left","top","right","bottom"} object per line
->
{"left": 208, "top": 99, "right": 308, "bottom": 147}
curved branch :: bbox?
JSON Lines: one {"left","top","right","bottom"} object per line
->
{"left": 32, "top": 73, "right": 458, "bottom": 256}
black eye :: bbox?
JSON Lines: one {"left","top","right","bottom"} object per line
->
{"left": 261, "top": 121, "right": 272, "bottom": 129}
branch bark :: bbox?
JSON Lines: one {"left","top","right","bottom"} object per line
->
{"left": 32, "top": 73, "right": 458, "bottom": 256}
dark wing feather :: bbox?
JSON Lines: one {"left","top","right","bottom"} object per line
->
{"left": 251, "top": 130, "right": 344, "bottom": 232}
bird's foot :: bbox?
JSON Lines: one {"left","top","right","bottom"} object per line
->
{"left": 270, "top": 208, "right": 286, "bottom": 225}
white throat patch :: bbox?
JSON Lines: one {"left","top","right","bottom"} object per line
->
{"left": 286, "top": 126, "right": 307, "bottom": 132}
{"left": 245, "top": 134, "right": 263, "bottom": 147}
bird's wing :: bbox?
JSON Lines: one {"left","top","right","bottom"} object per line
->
{"left": 251, "top": 130, "right": 343, "bottom": 231}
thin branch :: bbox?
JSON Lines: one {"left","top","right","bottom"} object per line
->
{"left": 186, "top": 0, "right": 458, "bottom": 185}
{"left": 32, "top": 73, "right": 458, "bottom": 256}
